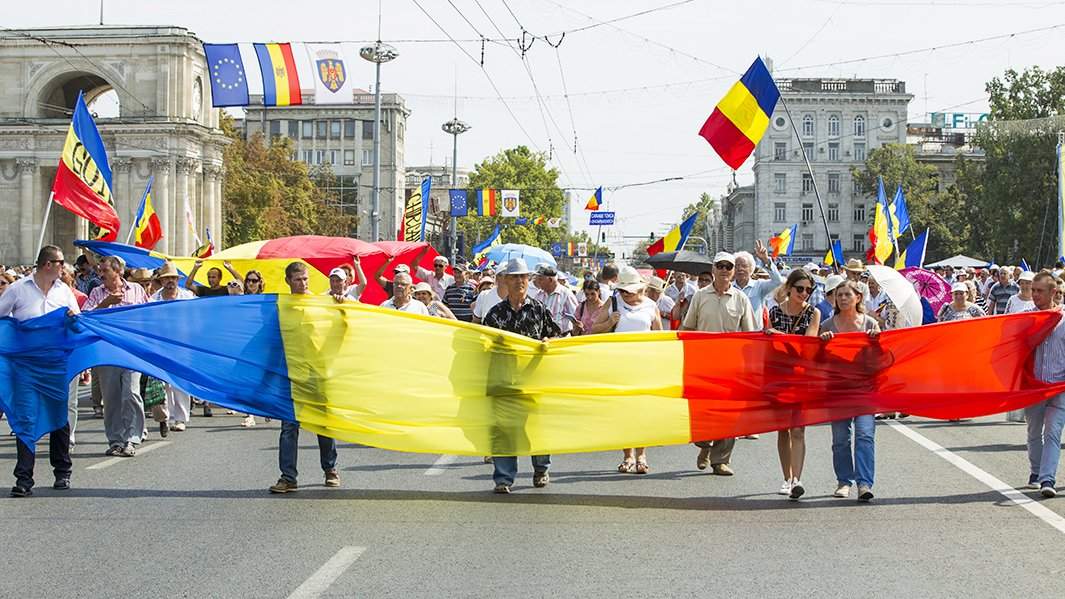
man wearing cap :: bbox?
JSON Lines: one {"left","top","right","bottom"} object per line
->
{"left": 148, "top": 262, "right": 196, "bottom": 435}
{"left": 442, "top": 264, "right": 477, "bottom": 322}
{"left": 324, "top": 267, "right": 357, "bottom": 303}
{"left": 733, "top": 240, "right": 784, "bottom": 328}
{"left": 530, "top": 263, "right": 578, "bottom": 335}
{"left": 0, "top": 246, "right": 80, "bottom": 497}
{"left": 412, "top": 248, "right": 455, "bottom": 300}
{"left": 374, "top": 261, "right": 411, "bottom": 297}
{"left": 843, "top": 259, "right": 870, "bottom": 297}
{"left": 681, "top": 251, "right": 756, "bottom": 476}
{"left": 381, "top": 272, "right": 429, "bottom": 315}
{"left": 482, "top": 258, "right": 562, "bottom": 493}
{"left": 645, "top": 276, "right": 675, "bottom": 330}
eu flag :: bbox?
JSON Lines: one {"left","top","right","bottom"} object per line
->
{"left": 203, "top": 43, "right": 250, "bottom": 107}
{"left": 449, "top": 189, "right": 468, "bottom": 217}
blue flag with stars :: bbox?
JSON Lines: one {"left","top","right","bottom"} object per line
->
{"left": 449, "top": 189, "right": 468, "bottom": 217}
{"left": 203, "top": 44, "right": 250, "bottom": 107}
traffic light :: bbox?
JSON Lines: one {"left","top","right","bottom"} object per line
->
{"left": 649, "top": 232, "right": 656, "bottom": 241}
{"left": 601, "top": 232, "right": 606, "bottom": 243}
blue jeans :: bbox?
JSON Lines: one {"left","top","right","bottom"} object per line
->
{"left": 1026, "top": 394, "right": 1065, "bottom": 485}
{"left": 831, "top": 415, "right": 875, "bottom": 488}
{"left": 492, "top": 455, "right": 551, "bottom": 486}
{"left": 278, "top": 420, "right": 337, "bottom": 484}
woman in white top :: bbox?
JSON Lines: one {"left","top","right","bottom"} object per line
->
{"left": 1005, "top": 271, "right": 1036, "bottom": 314}
{"left": 590, "top": 266, "right": 662, "bottom": 474}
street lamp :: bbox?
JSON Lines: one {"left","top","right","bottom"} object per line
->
{"left": 441, "top": 117, "right": 471, "bottom": 261}
{"left": 360, "top": 41, "right": 399, "bottom": 241}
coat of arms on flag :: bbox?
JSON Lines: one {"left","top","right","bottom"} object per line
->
{"left": 315, "top": 49, "right": 346, "bottom": 93}
{"left": 500, "top": 189, "right": 520, "bottom": 218}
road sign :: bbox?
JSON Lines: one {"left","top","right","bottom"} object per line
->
{"left": 589, "top": 211, "right": 615, "bottom": 226}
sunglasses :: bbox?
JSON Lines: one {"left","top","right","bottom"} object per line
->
{"left": 793, "top": 285, "right": 814, "bottom": 295}
{"left": 46, "top": 259, "right": 64, "bottom": 266}
{"left": 246, "top": 278, "right": 262, "bottom": 283}
{"left": 714, "top": 262, "right": 734, "bottom": 270}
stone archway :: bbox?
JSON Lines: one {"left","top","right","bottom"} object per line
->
{"left": 36, "top": 71, "right": 116, "bottom": 118}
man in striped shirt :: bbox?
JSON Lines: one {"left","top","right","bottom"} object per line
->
{"left": 1026, "top": 272, "right": 1065, "bottom": 497}
{"left": 442, "top": 265, "right": 476, "bottom": 322}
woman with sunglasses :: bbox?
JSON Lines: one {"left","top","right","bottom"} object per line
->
{"left": 765, "top": 269, "right": 822, "bottom": 500}
{"left": 237, "top": 270, "right": 267, "bottom": 426}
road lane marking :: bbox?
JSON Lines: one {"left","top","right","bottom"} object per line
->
{"left": 85, "top": 441, "right": 172, "bottom": 470}
{"left": 888, "top": 421, "right": 1065, "bottom": 535}
{"left": 424, "top": 454, "right": 458, "bottom": 475}
{"left": 287, "top": 546, "right": 366, "bottom": 599}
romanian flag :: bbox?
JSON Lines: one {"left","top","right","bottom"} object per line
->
{"left": 5, "top": 300, "right": 1065, "bottom": 455}
{"left": 698, "top": 57, "right": 780, "bottom": 170}
{"left": 567, "top": 241, "right": 576, "bottom": 257}
{"left": 647, "top": 213, "right": 698, "bottom": 257}
{"left": 532, "top": 216, "right": 546, "bottom": 225}
{"left": 824, "top": 239, "right": 844, "bottom": 266}
{"left": 769, "top": 224, "right": 797, "bottom": 258}
{"left": 192, "top": 227, "right": 214, "bottom": 258}
{"left": 132, "top": 177, "right": 163, "bottom": 250}
{"left": 52, "top": 91, "right": 120, "bottom": 242}
{"left": 867, "top": 178, "right": 894, "bottom": 265}
{"left": 477, "top": 189, "right": 498, "bottom": 216}
{"left": 585, "top": 186, "right": 602, "bottom": 211}
{"left": 894, "top": 230, "right": 928, "bottom": 270}
{"left": 253, "top": 42, "right": 303, "bottom": 106}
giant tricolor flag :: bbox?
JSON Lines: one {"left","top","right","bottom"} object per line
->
{"left": 769, "top": 224, "right": 798, "bottom": 258}
{"left": 132, "top": 177, "right": 163, "bottom": 250}
{"left": 52, "top": 91, "right": 121, "bottom": 242}
{"left": 698, "top": 57, "right": 781, "bottom": 170}
{"left": 253, "top": 42, "right": 303, "bottom": 106}
{"left": 647, "top": 213, "right": 698, "bottom": 257}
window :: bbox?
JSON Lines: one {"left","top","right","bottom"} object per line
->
{"left": 828, "top": 143, "right": 840, "bottom": 161}
{"left": 853, "top": 203, "right": 866, "bottom": 222}
{"left": 362, "top": 149, "right": 372, "bottom": 166}
{"left": 328, "top": 150, "right": 339, "bottom": 165}
{"left": 854, "top": 115, "right": 866, "bottom": 137}
{"left": 302, "top": 121, "right": 313, "bottom": 139}
{"left": 802, "top": 114, "right": 814, "bottom": 137}
{"left": 801, "top": 233, "right": 814, "bottom": 251}
{"left": 828, "top": 173, "right": 840, "bottom": 193}
{"left": 330, "top": 120, "right": 342, "bottom": 138}
{"left": 827, "top": 203, "right": 839, "bottom": 222}
{"left": 774, "top": 142, "right": 787, "bottom": 161}
{"left": 852, "top": 233, "right": 865, "bottom": 253}
{"left": 301, "top": 150, "right": 313, "bottom": 164}
{"left": 344, "top": 149, "right": 355, "bottom": 166}
{"left": 344, "top": 119, "right": 356, "bottom": 138}
{"left": 854, "top": 142, "right": 866, "bottom": 162}
{"left": 362, "top": 120, "right": 374, "bottom": 140}
{"left": 315, "top": 150, "right": 325, "bottom": 164}
{"left": 853, "top": 178, "right": 863, "bottom": 194}
{"left": 774, "top": 173, "right": 786, "bottom": 194}
{"left": 801, "top": 204, "right": 814, "bottom": 223}
{"left": 802, "top": 173, "right": 814, "bottom": 193}
{"left": 287, "top": 120, "right": 298, "bottom": 138}
{"left": 828, "top": 114, "right": 840, "bottom": 137}
{"left": 317, "top": 120, "right": 328, "bottom": 138}
{"left": 269, "top": 120, "right": 281, "bottom": 139}
{"left": 774, "top": 203, "right": 786, "bottom": 222}
{"left": 802, "top": 142, "right": 814, "bottom": 159}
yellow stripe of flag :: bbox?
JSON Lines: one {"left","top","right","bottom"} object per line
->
{"left": 715, "top": 81, "right": 771, "bottom": 143}
{"left": 265, "top": 43, "right": 291, "bottom": 106}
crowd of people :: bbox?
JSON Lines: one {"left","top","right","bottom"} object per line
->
{"left": 2, "top": 243, "right": 1065, "bottom": 503}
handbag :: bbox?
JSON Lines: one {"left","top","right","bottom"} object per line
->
{"left": 142, "top": 376, "right": 166, "bottom": 409}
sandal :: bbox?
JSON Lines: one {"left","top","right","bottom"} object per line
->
{"left": 635, "top": 458, "right": 650, "bottom": 474}
{"left": 618, "top": 458, "right": 636, "bottom": 473}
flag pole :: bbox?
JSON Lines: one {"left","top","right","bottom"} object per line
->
{"left": 35, "top": 192, "right": 55, "bottom": 257}
{"left": 778, "top": 95, "right": 837, "bottom": 273}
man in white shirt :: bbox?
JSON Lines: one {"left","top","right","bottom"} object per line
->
{"left": 472, "top": 274, "right": 507, "bottom": 324}
{"left": 0, "top": 246, "right": 80, "bottom": 497}
{"left": 412, "top": 249, "right": 455, "bottom": 300}
{"left": 645, "top": 276, "right": 675, "bottom": 330}
{"left": 529, "top": 264, "right": 578, "bottom": 335}
{"left": 381, "top": 272, "right": 429, "bottom": 315}
{"left": 664, "top": 271, "right": 698, "bottom": 304}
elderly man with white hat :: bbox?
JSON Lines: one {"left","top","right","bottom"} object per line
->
{"left": 411, "top": 247, "right": 455, "bottom": 299}
{"left": 381, "top": 272, "right": 430, "bottom": 315}
{"left": 681, "top": 251, "right": 756, "bottom": 476}
{"left": 529, "top": 263, "right": 578, "bottom": 335}
{"left": 482, "top": 258, "right": 562, "bottom": 493}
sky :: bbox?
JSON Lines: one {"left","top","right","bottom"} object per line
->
{"left": 8, "top": 0, "right": 1065, "bottom": 256}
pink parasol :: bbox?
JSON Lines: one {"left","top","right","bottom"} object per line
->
{"left": 900, "top": 267, "right": 952, "bottom": 315}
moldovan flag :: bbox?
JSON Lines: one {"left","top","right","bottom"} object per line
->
{"left": 647, "top": 213, "right": 698, "bottom": 257}
{"left": 585, "top": 186, "right": 602, "bottom": 211}
{"left": 253, "top": 42, "right": 303, "bottom": 106}
{"left": 52, "top": 91, "right": 121, "bottom": 242}
{"left": 477, "top": 189, "right": 498, "bottom": 216}
{"left": 698, "top": 57, "right": 780, "bottom": 170}
{"left": 769, "top": 224, "right": 797, "bottom": 258}
{"left": 867, "top": 178, "right": 894, "bottom": 265}
{"left": 567, "top": 241, "right": 576, "bottom": 257}
{"left": 132, "top": 176, "right": 163, "bottom": 250}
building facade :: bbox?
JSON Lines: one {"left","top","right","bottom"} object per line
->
{"left": 242, "top": 91, "right": 409, "bottom": 241}
{"left": 0, "top": 26, "right": 227, "bottom": 264}
{"left": 908, "top": 123, "right": 985, "bottom": 190}
{"left": 746, "top": 78, "right": 913, "bottom": 260}
{"left": 403, "top": 164, "right": 470, "bottom": 248}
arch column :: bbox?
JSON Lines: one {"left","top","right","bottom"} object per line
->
{"left": 112, "top": 158, "right": 133, "bottom": 241}
{"left": 203, "top": 163, "right": 223, "bottom": 249}
{"left": 17, "top": 159, "right": 38, "bottom": 263}
{"left": 150, "top": 158, "right": 171, "bottom": 254}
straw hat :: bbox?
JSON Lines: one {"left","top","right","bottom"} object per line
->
{"left": 128, "top": 268, "right": 154, "bottom": 283}
{"left": 154, "top": 262, "right": 180, "bottom": 279}
{"left": 616, "top": 265, "right": 646, "bottom": 293}
{"left": 843, "top": 258, "right": 866, "bottom": 273}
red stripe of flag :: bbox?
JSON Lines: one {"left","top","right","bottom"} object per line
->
{"left": 698, "top": 108, "right": 756, "bottom": 171}
{"left": 52, "top": 162, "right": 120, "bottom": 241}
{"left": 278, "top": 43, "right": 302, "bottom": 105}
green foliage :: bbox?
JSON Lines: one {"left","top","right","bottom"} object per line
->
{"left": 680, "top": 192, "right": 716, "bottom": 250}
{"left": 221, "top": 113, "right": 354, "bottom": 246}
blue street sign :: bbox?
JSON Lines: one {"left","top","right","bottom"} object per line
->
{"left": 589, "top": 211, "right": 615, "bottom": 226}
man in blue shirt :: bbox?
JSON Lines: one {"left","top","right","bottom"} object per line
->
{"left": 732, "top": 240, "right": 783, "bottom": 329}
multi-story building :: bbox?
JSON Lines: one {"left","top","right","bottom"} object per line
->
{"left": 744, "top": 77, "right": 913, "bottom": 260}
{"left": 242, "top": 90, "right": 409, "bottom": 241}
{"left": 716, "top": 182, "right": 754, "bottom": 254}
{"left": 908, "top": 123, "right": 985, "bottom": 190}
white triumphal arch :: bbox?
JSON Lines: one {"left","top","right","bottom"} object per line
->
{"left": 0, "top": 25, "right": 227, "bottom": 264}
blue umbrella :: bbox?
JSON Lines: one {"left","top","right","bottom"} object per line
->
{"left": 484, "top": 243, "right": 557, "bottom": 271}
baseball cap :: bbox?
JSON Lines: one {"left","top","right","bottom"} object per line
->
{"left": 712, "top": 251, "right": 735, "bottom": 265}
{"left": 328, "top": 267, "right": 347, "bottom": 279}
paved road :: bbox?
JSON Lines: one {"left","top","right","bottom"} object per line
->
{"left": 0, "top": 393, "right": 1061, "bottom": 598}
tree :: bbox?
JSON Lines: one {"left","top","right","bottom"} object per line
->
{"left": 221, "top": 113, "right": 354, "bottom": 246}
{"left": 852, "top": 144, "right": 969, "bottom": 259}
{"left": 679, "top": 192, "right": 716, "bottom": 252}
{"left": 458, "top": 146, "right": 567, "bottom": 258}
{"left": 958, "top": 66, "right": 1065, "bottom": 265}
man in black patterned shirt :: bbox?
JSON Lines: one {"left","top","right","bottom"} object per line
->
{"left": 482, "top": 258, "right": 562, "bottom": 493}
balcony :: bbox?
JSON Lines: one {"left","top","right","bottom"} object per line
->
{"left": 777, "top": 79, "right": 907, "bottom": 95}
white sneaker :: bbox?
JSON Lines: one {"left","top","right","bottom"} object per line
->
{"left": 778, "top": 480, "right": 792, "bottom": 495}
{"left": 789, "top": 480, "right": 805, "bottom": 500}
{"left": 240, "top": 415, "right": 256, "bottom": 427}
{"left": 834, "top": 484, "right": 851, "bottom": 498}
